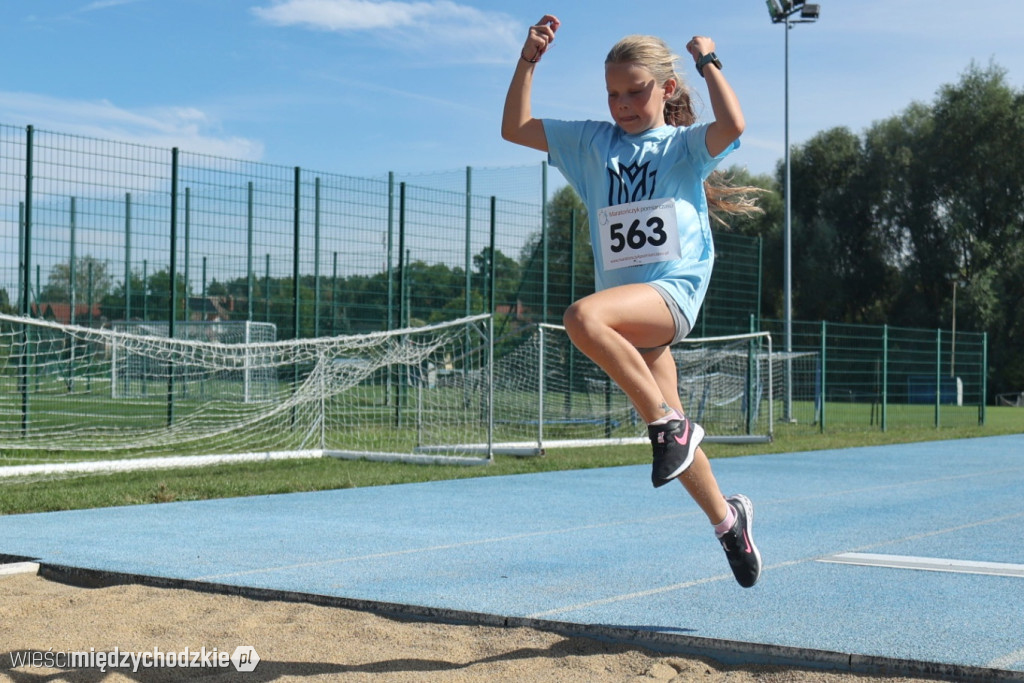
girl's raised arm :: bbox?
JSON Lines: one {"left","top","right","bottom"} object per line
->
{"left": 501, "top": 15, "right": 560, "bottom": 152}
{"left": 686, "top": 36, "right": 745, "bottom": 158}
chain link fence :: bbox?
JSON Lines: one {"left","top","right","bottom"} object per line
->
{"left": 761, "top": 319, "right": 987, "bottom": 431}
{"left": 0, "top": 123, "right": 987, "bottom": 437}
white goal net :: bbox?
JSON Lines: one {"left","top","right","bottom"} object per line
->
{"left": 0, "top": 312, "right": 795, "bottom": 479}
{"left": 483, "top": 324, "right": 776, "bottom": 450}
{"left": 0, "top": 312, "right": 495, "bottom": 476}
{"left": 110, "top": 320, "right": 278, "bottom": 403}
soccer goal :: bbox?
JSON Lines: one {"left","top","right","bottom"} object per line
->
{"left": 0, "top": 312, "right": 499, "bottom": 477}
{"left": 110, "top": 320, "right": 277, "bottom": 403}
{"left": 483, "top": 323, "right": 776, "bottom": 451}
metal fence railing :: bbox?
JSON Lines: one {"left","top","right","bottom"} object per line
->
{"left": 0, "top": 123, "right": 763, "bottom": 340}
{"left": 761, "top": 319, "right": 987, "bottom": 431}
{"left": 0, "top": 123, "right": 988, "bottom": 436}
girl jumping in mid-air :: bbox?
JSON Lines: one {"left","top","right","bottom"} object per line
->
{"left": 502, "top": 15, "right": 763, "bottom": 587}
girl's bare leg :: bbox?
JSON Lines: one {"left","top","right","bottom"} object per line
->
{"left": 643, "top": 346, "right": 729, "bottom": 524}
{"left": 564, "top": 285, "right": 728, "bottom": 524}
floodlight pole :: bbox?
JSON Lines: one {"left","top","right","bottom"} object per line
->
{"left": 768, "top": 2, "right": 819, "bottom": 422}
{"left": 783, "top": 12, "right": 793, "bottom": 422}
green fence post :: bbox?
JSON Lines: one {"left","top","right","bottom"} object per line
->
{"left": 87, "top": 262, "right": 94, "bottom": 328}
{"left": 247, "top": 182, "right": 254, "bottom": 322}
{"left": 934, "top": 328, "right": 941, "bottom": 428}
{"left": 404, "top": 248, "right": 411, "bottom": 327}
{"left": 86, "top": 262, "right": 94, "bottom": 394}
{"left": 19, "top": 126, "right": 34, "bottom": 435}
{"left": 201, "top": 256, "right": 207, "bottom": 316}
{"left": 291, "top": 166, "right": 302, "bottom": 429}
{"left": 394, "top": 182, "right": 407, "bottom": 426}
{"left": 68, "top": 196, "right": 77, "bottom": 391}
{"left": 167, "top": 147, "right": 179, "bottom": 427}
{"left": 566, "top": 209, "right": 576, "bottom": 419}
{"left": 314, "top": 177, "right": 321, "bottom": 337}
{"left": 21, "top": 127, "right": 33, "bottom": 317}
{"left": 387, "top": 173, "right": 395, "bottom": 333}
{"left": 489, "top": 196, "right": 497, "bottom": 315}
{"left": 881, "top": 324, "right": 888, "bottom": 432}
{"left": 819, "top": 320, "right": 826, "bottom": 434}
{"left": 184, "top": 186, "right": 191, "bottom": 322}
{"left": 18, "top": 202, "right": 24, "bottom": 313}
{"left": 747, "top": 314, "right": 756, "bottom": 435}
{"left": 541, "top": 161, "right": 549, "bottom": 324}
{"left": 397, "top": 182, "right": 406, "bottom": 329}
{"left": 124, "top": 193, "right": 132, "bottom": 319}
{"left": 756, "top": 235, "right": 764, "bottom": 330}
{"left": 980, "top": 332, "right": 988, "bottom": 426}
{"left": 142, "top": 260, "right": 148, "bottom": 321}
{"left": 464, "top": 167, "right": 472, "bottom": 411}
{"left": 292, "top": 166, "right": 301, "bottom": 340}
{"left": 465, "top": 166, "right": 472, "bottom": 320}
{"left": 69, "top": 197, "right": 76, "bottom": 324}
{"left": 264, "top": 253, "right": 270, "bottom": 323}
{"left": 332, "top": 251, "right": 338, "bottom": 335}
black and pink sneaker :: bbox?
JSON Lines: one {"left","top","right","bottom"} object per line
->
{"left": 647, "top": 417, "right": 705, "bottom": 488}
{"left": 718, "top": 494, "right": 762, "bottom": 588}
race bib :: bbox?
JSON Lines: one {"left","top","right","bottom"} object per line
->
{"left": 596, "top": 198, "right": 680, "bottom": 271}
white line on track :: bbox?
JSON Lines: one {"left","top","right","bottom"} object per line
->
{"left": 526, "top": 512, "right": 1024, "bottom": 619}
{"left": 987, "top": 647, "right": 1024, "bottom": 669}
{"left": 817, "top": 552, "right": 1024, "bottom": 578}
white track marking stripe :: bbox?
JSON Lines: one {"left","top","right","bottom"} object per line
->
{"left": 818, "top": 553, "right": 1024, "bottom": 578}
{"left": 987, "top": 646, "right": 1024, "bottom": 669}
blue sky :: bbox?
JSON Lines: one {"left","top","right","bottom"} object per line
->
{"left": 2, "top": 0, "right": 1022, "bottom": 180}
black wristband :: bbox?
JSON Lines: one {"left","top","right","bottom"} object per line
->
{"left": 695, "top": 52, "right": 722, "bottom": 77}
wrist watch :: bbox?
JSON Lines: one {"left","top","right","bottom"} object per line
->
{"left": 696, "top": 52, "right": 722, "bottom": 78}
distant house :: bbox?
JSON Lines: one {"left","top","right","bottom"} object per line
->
{"left": 32, "top": 302, "right": 103, "bottom": 325}
{"left": 186, "top": 296, "right": 235, "bottom": 321}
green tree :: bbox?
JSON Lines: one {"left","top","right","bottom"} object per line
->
{"left": 787, "top": 61, "right": 1024, "bottom": 396}
{"left": 924, "top": 62, "right": 1024, "bottom": 395}
{"left": 788, "top": 128, "right": 900, "bottom": 323}
{"left": 40, "top": 256, "right": 113, "bottom": 304}
{"left": 517, "top": 185, "right": 592, "bottom": 323}
{"left": 473, "top": 248, "right": 520, "bottom": 315}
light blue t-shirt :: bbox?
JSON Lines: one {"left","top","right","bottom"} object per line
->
{"left": 543, "top": 119, "right": 738, "bottom": 327}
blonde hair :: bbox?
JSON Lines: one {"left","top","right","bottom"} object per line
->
{"left": 606, "top": 35, "right": 762, "bottom": 226}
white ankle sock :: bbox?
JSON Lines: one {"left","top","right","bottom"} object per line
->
{"left": 648, "top": 409, "right": 683, "bottom": 427}
{"left": 713, "top": 503, "right": 736, "bottom": 537}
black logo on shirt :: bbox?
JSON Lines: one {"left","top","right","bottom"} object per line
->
{"left": 607, "top": 161, "right": 657, "bottom": 205}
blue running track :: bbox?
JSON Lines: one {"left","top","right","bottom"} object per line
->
{"left": 2, "top": 435, "right": 1023, "bottom": 681}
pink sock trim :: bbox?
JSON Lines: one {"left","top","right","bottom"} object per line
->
{"left": 648, "top": 409, "right": 684, "bottom": 427}
{"left": 713, "top": 503, "right": 736, "bottom": 536}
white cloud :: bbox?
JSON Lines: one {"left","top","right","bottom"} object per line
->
{"left": 251, "top": 0, "right": 521, "bottom": 63}
{"left": 78, "top": 0, "right": 145, "bottom": 13}
{"left": 0, "top": 91, "right": 263, "bottom": 160}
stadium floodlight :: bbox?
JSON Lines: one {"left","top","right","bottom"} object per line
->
{"left": 764, "top": 0, "right": 820, "bottom": 421}
{"left": 766, "top": 0, "right": 809, "bottom": 23}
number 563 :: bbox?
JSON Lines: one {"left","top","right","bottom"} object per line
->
{"left": 608, "top": 217, "right": 668, "bottom": 253}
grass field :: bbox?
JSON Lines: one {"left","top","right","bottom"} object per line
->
{"left": 1, "top": 406, "right": 1020, "bottom": 516}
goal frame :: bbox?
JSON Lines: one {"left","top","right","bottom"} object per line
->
{"left": 528, "top": 324, "right": 775, "bottom": 450}
{"left": 109, "top": 319, "right": 278, "bottom": 404}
